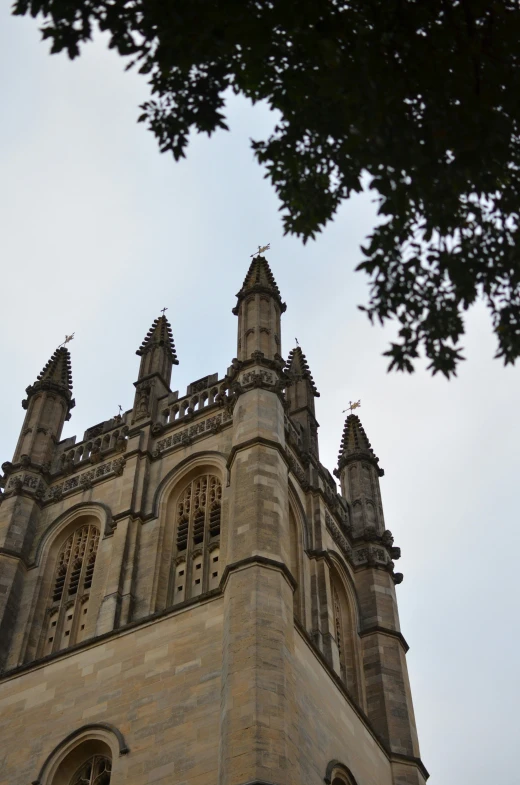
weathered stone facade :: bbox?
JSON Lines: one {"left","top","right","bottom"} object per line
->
{"left": 0, "top": 256, "right": 428, "bottom": 785}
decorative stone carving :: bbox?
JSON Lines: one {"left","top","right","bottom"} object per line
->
{"left": 325, "top": 510, "right": 353, "bottom": 560}
{"left": 134, "top": 380, "right": 155, "bottom": 421}
{"left": 89, "top": 445, "right": 102, "bottom": 464}
{"left": 1, "top": 461, "right": 13, "bottom": 476}
{"left": 112, "top": 458, "right": 125, "bottom": 476}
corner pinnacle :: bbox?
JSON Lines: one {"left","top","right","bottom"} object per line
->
{"left": 338, "top": 414, "right": 383, "bottom": 475}
{"left": 137, "top": 315, "right": 179, "bottom": 364}
{"left": 286, "top": 346, "right": 319, "bottom": 396}
{"left": 233, "top": 256, "right": 286, "bottom": 313}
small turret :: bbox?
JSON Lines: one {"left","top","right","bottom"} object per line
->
{"left": 233, "top": 255, "right": 286, "bottom": 362}
{"left": 12, "top": 347, "right": 75, "bottom": 467}
{"left": 285, "top": 346, "right": 320, "bottom": 457}
{"left": 337, "top": 414, "right": 385, "bottom": 536}
{"left": 132, "top": 314, "right": 178, "bottom": 424}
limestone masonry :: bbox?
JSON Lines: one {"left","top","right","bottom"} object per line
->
{"left": 0, "top": 256, "right": 428, "bottom": 785}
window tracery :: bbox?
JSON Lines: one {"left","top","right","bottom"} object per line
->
{"left": 70, "top": 755, "right": 111, "bottom": 785}
{"left": 171, "top": 474, "right": 222, "bottom": 604}
{"left": 43, "top": 524, "right": 100, "bottom": 656}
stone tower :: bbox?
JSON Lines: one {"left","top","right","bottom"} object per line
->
{"left": 0, "top": 256, "right": 428, "bottom": 785}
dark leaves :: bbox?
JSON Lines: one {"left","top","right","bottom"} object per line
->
{"left": 12, "top": 0, "right": 520, "bottom": 377}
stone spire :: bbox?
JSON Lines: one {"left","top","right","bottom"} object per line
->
{"left": 338, "top": 414, "right": 382, "bottom": 473}
{"left": 136, "top": 314, "right": 178, "bottom": 387}
{"left": 285, "top": 346, "right": 320, "bottom": 457}
{"left": 234, "top": 256, "right": 286, "bottom": 312}
{"left": 26, "top": 347, "right": 73, "bottom": 401}
{"left": 12, "top": 347, "right": 75, "bottom": 466}
{"left": 337, "top": 414, "right": 385, "bottom": 536}
{"left": 233, "top": 255, "right": 286, "bottom": 362}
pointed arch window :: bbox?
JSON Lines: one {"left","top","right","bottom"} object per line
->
{"left": 330, "top": 572, "right": 363, "bottom": 704}
{"left": 171, "top": 474, "right": 222, "bottom": 604}
{"left": 43, "top": 524, "right": 100, "bottom": 657}
{"left": 332, "top": 583, "right": 346, "bottom": 682}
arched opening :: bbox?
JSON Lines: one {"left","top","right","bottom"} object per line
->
{"left": 324, "top": 760, "right": 359, "bottom": 785}
{"left": 288, "top": 506, "right": 303, "bottom": 622}
{"left": 47, "top": 740, "right": 112, "bottom": 785}
{"left": 33, "top": 724, "right": 127, "bottom": 785}
{"left": 40, "top": 521, "right": 100, "bottom": 657}
{"left": 329, "top": 566, "right": 362, "bottom": 702}
{"left": 166, "top": 471, "right": 223, "bottom": 606}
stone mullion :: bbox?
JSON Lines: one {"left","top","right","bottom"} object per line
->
{"left": 50, "top": 535, "right": 76, "bottom": 655}
{"left": 202, "top": 501, "right": 210, "bottom": 595}
{"left": 70, "top": 529, "right": 92, "bottom": 645}
{"left": 184, "top": 498, "right": 195, "bottom": 602}
{"left": 69, "top": 534, "right": 91, "bottom": 645}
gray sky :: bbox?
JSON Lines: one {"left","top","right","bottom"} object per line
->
{"left": 1, "top": 7, "right": 518, "bottom": 783}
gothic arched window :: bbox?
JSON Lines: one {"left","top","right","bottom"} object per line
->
{"left": 330, "top": 570, "right": 362, "bottom": 703}
{"left": 43, "top": 524, "right": 100, "bottom": 656}
{"left": 70, "top": 755, "right": 111, "bottom": 785}
{"left": 289, "top": 507, "right": 303, "bottom": 621}
{"left": 171, "top": 474, "right": 222, "bottom": 604}
{"left": 332, "top": 583, "right": 346, "bottom": 682}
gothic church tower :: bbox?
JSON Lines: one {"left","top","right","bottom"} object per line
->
{"left": 0, "top": 255, "right": 428, "bottom": 785}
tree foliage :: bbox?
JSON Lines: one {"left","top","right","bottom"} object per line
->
{"left": 13, "top": 0, "right": 520, "bottom": 376}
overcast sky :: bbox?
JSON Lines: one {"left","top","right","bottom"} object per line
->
{"left": 1, "top": 7, "right": 519, "bottom": 784}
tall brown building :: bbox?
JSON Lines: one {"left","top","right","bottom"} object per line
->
{"left": 0, "top": 256, "right": 428, "bottom": 785}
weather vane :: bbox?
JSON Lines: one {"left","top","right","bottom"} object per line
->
{"left": 58, "top": 333, "right": 75, "bottom": 349}
{"left": 250, "top": 243, "right": 270, "bottom": 258}
{"left": 342, "top": 399, "right": 361, "bottom": 415}
{"left": 161, "top": 307, "right": 168, "bottom": 316}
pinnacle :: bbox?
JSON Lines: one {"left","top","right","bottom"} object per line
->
{"left": 136, "top": 315, "right": 179, "bottom": 364}
{"left": 35, "top": 347, "right": 73, "bottom": 393}
{"left": 286, "top": 346, "right": 319, "bottom": 396}
{"left": 338, "top": 414, "right": 381, "bottom": 470}
{"left": 235, "top": 256, "right": 286, "bottom": 311}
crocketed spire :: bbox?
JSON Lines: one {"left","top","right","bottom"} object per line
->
{"left": 136, "top": 315, "right": 178, "bottom": 363}
{"left": 233, "top": 255, "right": 286, "bottom": 313}
{"left": 26, "top": 347, "right": 73, "bottom": 399}
{"left": 338, "top": 414, "right": 382, "bottom": 473}
{"left": 286, "top": 346, "right": 319, "bottom": 396}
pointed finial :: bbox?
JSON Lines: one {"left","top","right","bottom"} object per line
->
{"left": 24, "top": 346, "right": 75, "bottom": 412}
{"left": 338, "top": 412, "right": 382, "bottom": 474}
{"left": 137, "top": 314, "right": 179, "bottom": 364}
{"left": 285, "top": 346, "right": 319, "bottom": 396}
{"left": 250, "top": 243, "right": 270, "bottom": 258}
{"left": 234, "top": 253, "right": 286, "bottom": 313}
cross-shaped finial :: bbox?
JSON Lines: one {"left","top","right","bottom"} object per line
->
{"left": 295, "top": 337, "right": 299, "bottom": 346}
{"left": 118, "top": 405, "right": 123, "bottom": 415}
{"left": 161, "top": 307, "right": 168, "bottom": 317}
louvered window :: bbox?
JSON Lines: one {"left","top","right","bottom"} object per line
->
{"left": 42, "top": 524, "right": 99, "bottom": 657}
{"left": 172, "top": 474, "right": 222, "bottom": 604}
